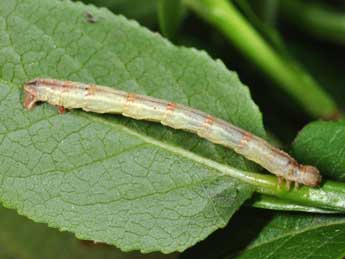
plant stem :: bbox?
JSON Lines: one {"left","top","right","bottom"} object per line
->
{"left": 280, "top": 0, "right": 345, "bottom": 45}
{"left": 184, "top": 0, "right": 339, "bottom": 119}
{"left": 239, "top": 170, "right": 345, "bottom": 212}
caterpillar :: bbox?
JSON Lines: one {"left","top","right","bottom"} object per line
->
{"left": 23, "top": 78, "right": 321, "bottom": 188}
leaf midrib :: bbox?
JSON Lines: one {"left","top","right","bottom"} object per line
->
{"left": 81, "top": 111, "right": 263, "bottom": 186}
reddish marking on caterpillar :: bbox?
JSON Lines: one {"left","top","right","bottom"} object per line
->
{"left": 57, "top": 106, "right": 66, "bottom": 114}
{"left": 62, "top": 82, "right": 73, "bottom": 89}
{"left": 126, "top": 93, "right": 137, "bottom": 104}
{"left": 166, "top": 102, "right": 177, "bottom": 112}
{"left": 23, "top": 78, "right": 322, "bottom": 188}
{"left": 86, "top": 84, "right": 97, "bottom": 96}
{"left": 199, "top": 115, "right": 215, "bottom": 137}
{"left": 122, "top": 93, "right": 137, "bottom": 114}
{"left": 239, "top": 132, "right": 252, "bottom": 148}
{"left": 203, "top": 115, "right": 214, "bottom": 126}
{"left": 162, "top": 102, "right": 177, "bottom": 123}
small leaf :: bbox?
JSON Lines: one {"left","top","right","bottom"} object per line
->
{"left": 0, "top": 0, "right": 265, "bottom": 253}
{"left": 292, "top": 120, "right": 345, "bottom": 181}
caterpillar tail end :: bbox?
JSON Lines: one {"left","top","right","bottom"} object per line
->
{"left": 23, "top": 79, "right": 39, "bottom": 110}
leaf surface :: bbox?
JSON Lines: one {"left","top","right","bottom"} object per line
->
{"left": 0, "top": 0, "right": 265, "bottom": 253}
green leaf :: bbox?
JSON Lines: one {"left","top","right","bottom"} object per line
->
{"left": 292, "top": 120, "right": 345, "bottom": 181}
{"left": 157, "top": 0, "right": 185, "bottom": 40}
{"left": 0, "top": 204, "right": 175, "bottom": 259}
{"left": 234, "top": 213, "right": 345, "bottom": 259}
{"left": 0, "top": 0, "right": 265, "bottom": 253}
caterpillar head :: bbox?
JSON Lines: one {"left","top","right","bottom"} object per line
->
{"left": 298, "top": 165, "right": 321, "bottom": 187}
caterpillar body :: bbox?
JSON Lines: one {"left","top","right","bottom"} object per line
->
{"left": 23, "top": 78, "right": 321, "bottom": 188}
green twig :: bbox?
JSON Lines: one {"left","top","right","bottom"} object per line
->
{"left": 237, "top": 169, "right": 345, "bottom": 212}
{"left": 184, "top": 0, "right": 340, "bottom": 119}
{"left": 280, "top": 0, "right": 345, "bottom": 45}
